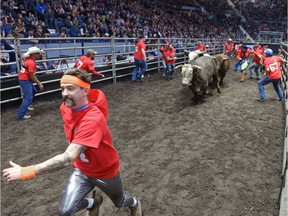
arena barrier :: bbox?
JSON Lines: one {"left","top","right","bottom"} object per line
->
{"left": 0, "top": 37, "right": 225, "bottom": 105}
{"left": 278, "top": 42, "right": 288, "bottom": 216}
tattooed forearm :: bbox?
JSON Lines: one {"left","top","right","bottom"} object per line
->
{"left": 34, "top": 143, "right": 87, "bottom": 175}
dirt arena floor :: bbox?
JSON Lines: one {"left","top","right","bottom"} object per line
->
{"left": 1, "top": 57, "right": 286, "bottom": 216}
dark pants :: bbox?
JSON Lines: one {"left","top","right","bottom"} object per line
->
{"left": 58, "top": 168, "right": 134, "bottom": 216}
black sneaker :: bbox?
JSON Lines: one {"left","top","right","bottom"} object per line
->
{"left": 86, "top": 191, "right": 103, "bottom": 216}
{"left": 256, "top": 98, "right": 264, "bottom": 102}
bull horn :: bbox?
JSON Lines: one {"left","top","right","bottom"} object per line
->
{"left": 175, "top": 64, "right": 184, "bottom": 73}
{"left": 191, "top": 65, "right": 202, "bottom": 70}
{"left": 184, "top": 50, "right": 190, "bottom": 55}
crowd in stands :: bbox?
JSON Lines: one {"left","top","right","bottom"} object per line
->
{"left": 231, "top": 0, "right": 287, "bottom": 40}
{"left": 0, "top": 0, "right": 245, "bottom": 40}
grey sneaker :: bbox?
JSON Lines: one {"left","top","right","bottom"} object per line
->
{"left": 130, "top": 200, "right": 142, "bottom": 216}
{"left": 86, "top": 191, "right": 103, "bottom": 216}
{"left": 27, "top": 106, "right": 34, "bottom": 111}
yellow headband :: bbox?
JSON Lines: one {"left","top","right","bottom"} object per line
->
{"left": 60, "top": 75, "right": 90, "bottom": 89}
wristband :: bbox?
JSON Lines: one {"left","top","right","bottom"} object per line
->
{"left": 20, "top": 165, "right": 37, "bottom": 180}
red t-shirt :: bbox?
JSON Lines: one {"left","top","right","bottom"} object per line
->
{"left": 195, "top": 44, "right": 206, "bottom": 52}
{"left": 263, "top": 56, "right": 283, "bottom": 79}
{"left": 74, "top": 56, "right": 102, "bottom": 77}
{"left": 237, "top": 49, "right": 254, "bottom": 60}
{"left": 253, "top": 46, "right": 264, "bottom": 64}
{"left": 60, "top": 102, "right": 120, "bottom": 178}
{"left": 18, "top": 57, "right": 36, "bottom": 80}
{"left": 134, "top": 40, "right": 146, "bottom": 60}
{"left": 224, "top": 42, "right": 234, "bottom": 54}
{"left": 165, "top": 49, "right": 176, "bottom": 64}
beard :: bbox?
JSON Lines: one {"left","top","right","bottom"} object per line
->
{"left": 63, "top": 95, "right": 76, "bottom": 107}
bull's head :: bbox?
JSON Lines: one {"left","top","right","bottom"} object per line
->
{"left": 175, "top": 64, "right": 193, "bottom": 86}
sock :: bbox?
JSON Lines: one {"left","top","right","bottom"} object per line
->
{"left": 130, "top": 198, "right": 138, "bottom": 208}
{"left": 86, "top": 198, "right": 94, "bottom": 209}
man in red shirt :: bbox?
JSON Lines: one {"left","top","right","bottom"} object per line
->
{"left": 194, "top": 41, "right": 206, "bottom": 53}
{"left": 3, "top": 68, "right": 142, "bottom": 216}
{"left": 74, "top": 49, "right": 105, "bottom": 78}
{"left": 236, "top": 45, "right": 254, "bottom": 82}
{"left": 132, "top": 34, "right": 147, "bottom": 81}
{"left": 165, "top": 44, "right": 177, "bottom": 80}
{"left": 17, "top": 46, "right": 44, "bottom": 119}
{"left": 257, "top": 49, "right": 285, "bottom": 102}
{"left": 159, "top": 43, "right": 168, "bottom": 77}
{"left": 223, "top": 38, "right": 234, "bottom": 57}
{"left": 249, "top": 42, "right": 264, "bottom": 80}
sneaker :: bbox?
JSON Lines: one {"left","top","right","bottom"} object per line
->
{"left": 256, "top": 98, "right": 265, "bottom": 102}
{"left": 240, "top": 78, "right": 244, "bottom": 82}
{"left": 27, "top": 106, "right": 34, "bottom": 111}
{"left": 249, "top": 76, "right": 254, "bottom": 79}
{"left": 278, "top": 98, "right": 285, "bottom": 102}
{"left": 86, "top": 191, "right": 103, "bottom": 216}
{"left": 130, "top": 200, "right": 142, "bottom": 216}
{"left": 17, "top": 115, "right": 31, "bottom": 119}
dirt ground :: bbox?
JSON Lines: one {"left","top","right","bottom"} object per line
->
{"left": 1, "top": 57, "right": 286, "bottom": 216}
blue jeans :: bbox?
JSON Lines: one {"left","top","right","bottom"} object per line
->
{"left": 166, "top": 64, "right": 175, "bottom": 80}
{"left": 132, "top": 59, "right": 147, "bottom": 81}
{"left": 258, "top": 77, "right": 284, "bottom": 100}
{"left": 249, "top": 62, "right": 262, "bottom": 79}
{"left": 17, "top": 80, "right": 37, "bottom": 118}
{"left": 162, "top": 60, "right": 167, "bottom": 75}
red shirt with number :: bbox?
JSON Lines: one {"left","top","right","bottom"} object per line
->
{"left": 263, "top": 56, "right": 283, "bottom": 79}
{"left": 134, "top": 39, "right": 146, "bottom": 60}
{"left": 60, "top": 102, "right": 120, "bottom": 178}
{"left": 74, "top": 56, "right": 103, "bottom": 77}
{"left": 18, "top": 57, "right": 36, "bottom": 80}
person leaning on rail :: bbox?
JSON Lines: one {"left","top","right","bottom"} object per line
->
{"left": 16, "top": 46, "right": 44, "bottom": 119}
{"left": 74, "top": 49, "right": 105, "bottom": 78}
{"left": 3, "top": 68, "right": 142, "bottom": 216}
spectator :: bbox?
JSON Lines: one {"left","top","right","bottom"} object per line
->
{"left": 35, "top": 0, "right": 48, "bottom": 21}
{"left": 25, "top": 27, "right": 38, "bottom": 44}
{"left": 257, "top": 49, "right": 285, "bottom": 102}
{"left": 34, "top": 25, "right": 46, "bottom": 39}
{"left": 37, "top": 19, "right": 50, "bottom": 36}
{"left": 74, "top": 49, "right": 105, "bottom": 78}
{"left": 131, "top": 34, "right": 147, "bottom": 82}
{"left": 16, "top": 46, "right": 44, "bottom": 119}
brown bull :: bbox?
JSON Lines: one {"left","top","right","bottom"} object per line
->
{"left": 215, "top": 54, "right": 230, "bottom": 86}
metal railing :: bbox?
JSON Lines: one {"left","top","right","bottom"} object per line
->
{"left": 0, "top": 37, "right": 225, "bottom": 104}
{"left": 279, "top": 41, "right": 288, "bottom": 216}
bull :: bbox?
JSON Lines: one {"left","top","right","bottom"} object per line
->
{"left": 175, "top": 56, "right": 221, "bottom": 102}
{"left": 215, "top": 54, "right": 230, "bottom": 86}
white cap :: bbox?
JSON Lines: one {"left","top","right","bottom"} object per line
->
{"left": 228, "top": 38, "right": 232, "bottom": 41}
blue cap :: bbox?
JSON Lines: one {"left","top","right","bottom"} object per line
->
{"left": 264, "top": 49, "right": 273, "bottom": 55}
